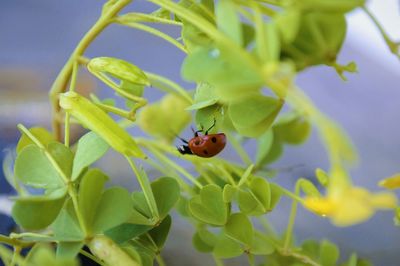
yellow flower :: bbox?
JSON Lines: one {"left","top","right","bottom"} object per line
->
{"left": 303, "top": 186, "right": 397, "bottom": 227}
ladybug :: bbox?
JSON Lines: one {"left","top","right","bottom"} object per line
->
{"left": 177, "top": 119, "right": 226, "bottom": 158}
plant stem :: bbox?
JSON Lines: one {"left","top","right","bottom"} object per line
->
{"left": 10, "top": 246, "right": 21, "bottom": 266}
{"left": 155, "top": 254, "right": 166, "bottom": 266}
{"left": 0, "top": 235, "right": 33, "bottom": 248}
{"left": 362, "top": 6, "right": 400, "bottom": 60}
{"left": 125, "top": 156, "right": 160, "bottom": 221}
{"left": 69, "top": 185, "right": 88, "bottom": 236}
{"left": 226, "top": 133, "right": 253, "bottom": 166}
{"left": 145, "top": 71, "right": 193, "bottom": 104}
{"left": 283, "top": 180, "right": 302, "bottom": 251}
{"left": 143, "top": 144, "right": 202, "bottom": 189}
{"left": 115, "top": 21, "right": 187, "bottom": 53}
{"left": 79, "top": 249, "right": 107, "bottom": 266}
{"left": 50, "top": 0, "right": 132, "bottom": 140}
{"left": 64, "top": 61, "right": 78, "bottom": 148}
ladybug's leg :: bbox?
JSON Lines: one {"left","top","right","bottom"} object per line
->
{"left": 191, "top": 126, "right": 203, "bottom": 137}
{"left": 205, "top": 118, "right": 216, "bottom": 135}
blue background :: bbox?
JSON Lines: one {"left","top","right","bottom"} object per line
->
{"left": 1, "top": 1, "right": 400, "bottom": 265}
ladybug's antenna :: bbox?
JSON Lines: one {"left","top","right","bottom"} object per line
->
{"left": 174, "top": 133, "right": 189, "bottom": 144}
{"left": 205, "top": 118, "right": 217, "bottom": 135}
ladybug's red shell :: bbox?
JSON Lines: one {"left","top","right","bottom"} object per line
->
{"left": 188, "top": 133, "right": 226, "bottom": 158}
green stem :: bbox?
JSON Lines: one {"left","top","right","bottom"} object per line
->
{"left": 125, "top": 156, "right": 160, "bottom": 221}
{"left": 17, "top": 124, "right": 89, "bottom": 236}
{"left": 79, "top": 249, "right": 107, "bottom": 266}
{"left": 226, "top": 133, "right": 253, "bottom": 165}
{"left": 144, "top": 144, "right": 202, "bottom": 189}
{"left": 64, "top": 61, "right": 78, "bottom": 147}
{"left": 115, "top": 21, "right": 187, "bottom": 53}
{"left": 213, "top": 256, "right": 224, "bottom": 266}
{"left": 247, "top": 253, "right": 255, "bottom": 266}
{"left": 17, "top": 124, "right": 69, "bottom": 183}
{"left": 69, "top": 185, "right": 89, "bottom": 236}
{"left": 155, "top": 254, "right": 167, "bottom": 266}
{"left": 49, "top": 0, "right": 132, "bottom": 140}
{"left": 117, "top": 12, "right": 183, "bottom": 26}
{"left": 0, "top": 235, "right": 33, "bottom": 248}
{"left": 283, "top": 180, "right": 302, "bottom": 251}
{"left": 362, "top": 6, "right": 400, "bottom": 59}
{"left": 145, "top": 71, "right": 193, "bottom": 104}
{"left": 10, "top": 246, "right": 21, "bottom": 266}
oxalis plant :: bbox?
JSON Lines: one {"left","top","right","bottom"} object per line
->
{"left": 1, "top": 0, "right": 400, "bottom": 265}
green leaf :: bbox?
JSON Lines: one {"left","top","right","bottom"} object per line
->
{"left": 189, "top": 184, "right": 228, "bottom": 226}
{"left": 195, "top": 104, "right": 224, "bottom": 133}
{"left": 319, "top": 240, "right": 339, "bottom": 266}
{"left": 301, "top": 239, "right": 319, "bottom": 258}
{"left": 138, "top": 94, "right": 191, "bottom": 142}
{"left": 256, "top": 130, "right": 274, "bottom": 166}
{"left": 238, "top": 178, "right": 271, "bottom": 215}
{"left": 216, "top": 0, "right": 242, "bottom": 45}
{"left": 181, "top": 46, "right": 263, "bottom": 101}
{"left": 213, "top": 233, "right": 243, "bottom": 258}
{"left": 276, "top": 9, "right": 301, "bottom": 44}
{"left": 186, "top": 82, "right": 219, "bottom": 110}
{"left": 105, "top": 223, "right": 152, "bottom": 244}
{"left": 15, "top": 145, "right": 65, "bottom": 189}
{"left": 228, "top": 94, "right": 283, "bottom": 137}
{"left": 151, "top": 177, "right": 180, "bottom": 219}
{"left": 52, "top": 199, "right": 84, "bottom": 242}
{"left": 88, "top": 57, "right": 149, "bottom": 86}
{"left": 299, "top": 179, "right": 320, "bottom": 197}
{"left": 269, "top": 183, "right": 282, "bottom": 210}
{"left": 197, "top": 228, "right": 217, "bottom": 248}
{"left": 2, "top": 149, "right": 20, "bottom": 191}
{"left": 257, "top": 133, "right": 283, "bottom": 166}
{"left": 92, "top": 187, "right": 132, "bottom": 234}
{"left": 254, "top": 6, "right": 280, "bottom": 64}
{"left": 56, "top": 242, "right": 83, "bottom": 260}
{"left": 47, "top": 142, "right": 73, "bottom": 179}
{"left": 250, "top": 177, "right": 271, "bottom": 211}
{"left": 78, "top": 168, "right": 108, "bottom": 232}
{"left": 299, "top": 0, "right": 365, "bottom": 13}
{"left": 223, "top": 184, "right": 237, "bottom": 203}
{"left": 315, "top": 168, "right": 329, "bottom": 186}
{"left": 132, "top": 192, "right": 152, "bottom": 220}
{"left": 12, "top": 189, "right": 67, "bottom": 230}
{"left": 281, "top": 12, "right": 347, "bottom": 70}
{"left": 127, "top": 208, "right": 154, "bottom": 225}
{"left": 224, "top": 213, "right": 253, "bottom": 246}
{"left": 176, "top": 196, "right": 190, "bottom": 217}
{"left": 250, "top": 231, "right": 274, "bottom": 255}
{"left": 193, "top": 232, "right": 214, "bottom": 253}
{"left": 274, "top": 113, "right": 311, "bottom": 145}
{"left": 16, "top": 127, "right": 54, "bottom": 154}
{"left": 28, "top": 244, "right": 79, "bottom": 266}
{"left": 148, "top": 215, "right": 172, "bottom": 249}
{"left": 72, "top": 131, "right": 109, "bottom": 180}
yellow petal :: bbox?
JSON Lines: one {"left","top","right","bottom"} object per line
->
{"left": 370, "top": 192, "right": 397, "bottom": 209}
{"left": 331, "top": 188, "right": 373, "bottom": 227}
{"left": 379, "top": 173, "right": 400, "bottom": 189}
{"left": 303, "top": 197, "right": 336, "bottom": 216}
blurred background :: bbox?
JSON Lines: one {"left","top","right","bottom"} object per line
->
{"left": 0, "top": 0, "right": 399, "bottom": 265}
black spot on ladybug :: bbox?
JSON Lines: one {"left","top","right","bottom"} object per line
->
{"left": 203, "top": 150, "right": 208, "bottom": 155}
{"left": 211, "top": 137, "right": 217, "bottom": 143}
{"left": 194, "top": 140, "right": 200, "bottom": 145}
